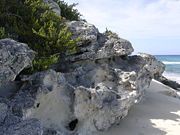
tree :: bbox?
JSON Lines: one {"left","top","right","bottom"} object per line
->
{"left": 54, "top": 0, "right": 82, "bottom": 21}
{"left": 0, "top": 0, "right": 80, "bottom": 72}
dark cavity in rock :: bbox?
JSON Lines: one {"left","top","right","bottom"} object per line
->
{"left": 68, "top": 119, "right": 78, "bottom": 131}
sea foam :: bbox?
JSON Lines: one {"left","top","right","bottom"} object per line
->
{"left": 162, "top": 61, "right": 180, "bottom": 65}
{"left": 163, "top": 72, "right": 180, "bottom": 83}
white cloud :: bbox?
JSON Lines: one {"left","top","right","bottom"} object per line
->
{"left": 65, "top": 0, "right": 180, "bottom": 39}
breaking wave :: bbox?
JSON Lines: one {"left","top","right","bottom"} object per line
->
{"left": 162, "top": 61, "right": 180, "bottom": 65}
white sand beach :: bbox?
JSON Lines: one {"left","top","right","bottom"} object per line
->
{"left": 98, "top": 80, "right": 180, "bottom": 135}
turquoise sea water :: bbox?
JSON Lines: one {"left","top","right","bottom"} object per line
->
{"left": 155, "top": 55, "right": 180, "bottom": 83}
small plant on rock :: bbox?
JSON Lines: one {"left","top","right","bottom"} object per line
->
{"left": 104, "top": 28, "right": 118, "bottom": 37}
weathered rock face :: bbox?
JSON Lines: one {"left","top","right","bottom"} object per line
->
{"left": 0, "top": 38, "right": 35, "bottom": 85}
{"left": 137, "top": 53, "right": 165, "bottom": 78}
{"left": 62, "top": 56, "right": 154, "bottom": 135}
{"left": 3, "top": 119, "right": 42, "bottom": 135}
{"left": 0, "top": 22, "right": 165, "bottom": 135}
{"left": 137, "top": 53, "right": 180, "bottom": 91}
{"left": 44, "top": 0, "right": 61, "bottom": 15}
{"left": 0, "top": 98, "right": 42, "bottom": 135}
{"left": 65, "top": 21, "right": 134, "bottom": 62}
{"left": 11, "top": 55, "right": 163, "bottom": 135}
{"left": 11, "top": 70, "right": 75, "bottom": 134}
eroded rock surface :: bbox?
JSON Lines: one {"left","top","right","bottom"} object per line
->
{"left": 0, "top": 38, "right": 35, "bottom": 85}
{"left": 137, "top": 53, "right": 165, "bottom": 78}
{"left": 10, "top": 70, "right": 75, "bottom": 135}
{"left": 3, "top": 119, "right": 42, "bottom": 135}
{"left": 13, "top": 55, "right": 163, "bottom": 135}
{"left": 64, "top": 21, "right": 134, "bottom": 62}
{"left": 0, "top": 98, "right": 42, "bottom": 135}
{"left": 138, "top": 53, "right": 180, "bottom": 91}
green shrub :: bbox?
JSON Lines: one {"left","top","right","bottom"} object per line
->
{"left": 31, "top": 55, "right": 59, "bottom": 72}
{"left": 104, "top": 28, "right": 118, "bottom": 37}
{"left": 54, "top": 0, "right": 82, "bottom": 21}
{"left": 0, "top": 0, "right": 80, "bottom": 73}
{"left": 0, "top": 27, "right": 8, "bottom": 39}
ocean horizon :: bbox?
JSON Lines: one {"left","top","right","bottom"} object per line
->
{"left": 155, "top": 55, "right": 180, "bottom": 83}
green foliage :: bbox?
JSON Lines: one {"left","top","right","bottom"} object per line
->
{"left": 54, "top": 0, "right": 82, "bottom": 21}
{"left": 104, "top": 28, "right": 118, "bottom": 37}
{"left": 0, "top": 0, "right": 79, "bottom": 73}
{"left": 32, "top": 55, "right": 59, "bottom": 72}
{"left": 0, "top": 27, "right": 8, "bottom": 39}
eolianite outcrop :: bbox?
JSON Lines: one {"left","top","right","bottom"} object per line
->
{"left": 0, "top": 1, "right": 167, "bottom": 135}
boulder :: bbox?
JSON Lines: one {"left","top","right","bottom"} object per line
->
{"left": 0, "top": 38, "right": 35, "bottom": 85}
{"left": 137, "top": 53, "right": 165, "bottom": 78}
{"left": 136, "top": 53, "right": 180, "bottom": 91}
{"left": 0, "top": 23, "right": 165, "bottom": 135}
{"left": 64, "top": 21, "right": 133, "bottom": 62}
{"left": 67, "top": 56, "right": 152, "bottom": 135}
{"left": 9, "top": 55, "right": 164, "bottom": 135}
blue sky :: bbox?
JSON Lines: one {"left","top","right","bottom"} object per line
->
{"left": 65, "top": 0, "right": 180, "bottom": 55}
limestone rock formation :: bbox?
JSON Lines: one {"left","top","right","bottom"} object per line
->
{"left": 0, "top": 38, "right": 35, "bottom": 85}
{"left": 138, "top": 53, "right": 180, "bottom": 91}
{"left": 137, "top": 53, "right": 165, "bottom": 78}
{"left": 0, "top": 22, "right": 165, "bottom": 135}
{"left": 65, "top": 21, "right": 134, "bottom": 61}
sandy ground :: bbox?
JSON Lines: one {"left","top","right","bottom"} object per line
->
{"left": 98, "top": 80, "right": 180, "bottom": 135}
